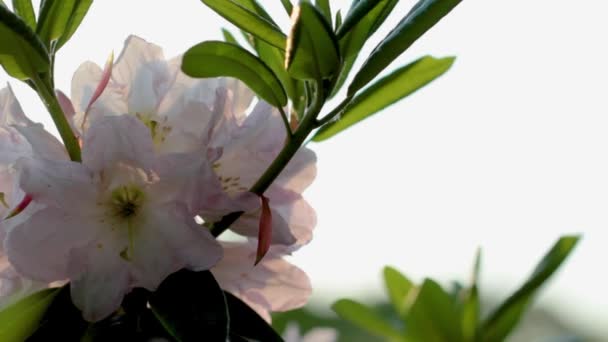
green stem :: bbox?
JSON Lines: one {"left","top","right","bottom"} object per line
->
{"left": 211, "top": 80, "right": 324, "bottom": 237}
{"left": 32, "top": 75, "right": 81, "bottom": 162}
{"left": 315, "top": 95, "right": 353, "bottom": 127}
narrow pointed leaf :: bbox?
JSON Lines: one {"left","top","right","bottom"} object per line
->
{"left": 280, "top": 0, "right": 293, "bottom": 15}
{"left": 183, "top": 41, "right": 287, "bottom": 107}
{"left": 316, "top": 0, "right": 331, "bottom": 24}
{"left": 332, "top": 299, "right": 403, "bottom": 340}
{"left": 349, "top": 0, "right": 462, "bottom": 95}
{"left": 286, "top": 2, "right": 340, "bottom": 80}
{"left": 0, "top": 288, "right": 59, "bottom": 341}
{"left": 383, "top": 266, "right": 414, "bottom": 318}
{"left": 315, "top": 55, "right": 454, "bottom": 141}
{"left": 224, "top": 291, "right": 284, "bottom": 342}
{"left": 254, "top": 38, "right": 297, "bottom": 102}
{"left": 331, "top": 0, "right": 398, "bottom": 97}
{"left": 334, "top": 9, "right": 342, "bottom": 29}
{"left": 255, "top": 195, "right": 272, "bottom": 265}
{"left": 232, "top": 0, "right": 276, "bottom": 25}
{"left": 222, "top": 28, "right": 239, "bottom": 45}
{"left": 149, "top": 270, "right": 229, "bottom": 341}
{"left": 461, "top": 285, "right": 479, "bottom": 341}
{"left": 404, "top": 279, "right": 464, "bottom": 342}
{"left": 55, "top": 0, "right": 93, "bottom": 49}
{"left": 36, "top": 0, "right": 77, "bottom": 47}
{"left": 480, "top": 235, "right": 580, "bottom": 341}
{"left": 11, "top": 0, "right": 36, "bottom": 29}
{"left": 336, "top": 0, "right": 385, "bottom": 39}
{"left": 0, "top": 5, "right": 50, "bottom": 80}
{"left": 201, "top": 0, "right": 286, "bottom": 50}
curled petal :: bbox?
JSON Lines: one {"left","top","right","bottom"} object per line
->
{"left": 113, "top": 35, "right": 172, "bottom": 114}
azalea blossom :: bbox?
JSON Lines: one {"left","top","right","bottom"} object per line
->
{"left": 0, "top": 86, "right": 68, "bottom": 308}
{"left": 69, "top": 35, "right": 317, "bottom": 248}
{"left": 5, "top": 115, "right": 227, "bottom": 321}
{"left": 212, "top": 241, "right": 311, "bottom": 322}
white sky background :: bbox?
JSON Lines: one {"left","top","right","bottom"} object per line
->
{"left": 1, "top": 0, "right": 607, "bottom": 337}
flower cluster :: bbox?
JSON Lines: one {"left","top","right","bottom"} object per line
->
{"left": 0, "top": 36, "right": 316, "bottom": 322}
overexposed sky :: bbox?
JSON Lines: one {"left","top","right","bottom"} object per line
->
{"left": 2, "top": 0, "right": 607, "bottom": 337}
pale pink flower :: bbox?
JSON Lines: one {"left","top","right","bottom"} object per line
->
{"left": 6, "top": 115, "right": 226, "bottom": 321}
{"left": 208, "top": 101, "right": 317, "bottom": 247}
{"left": 212, "top": 241, "right": 312, "bottom": 322}
{"left": 70, "top": 35, "right": 316, "bottom": 248}
{"left": 0, "top": 85, "right": 68, "bottom": 307}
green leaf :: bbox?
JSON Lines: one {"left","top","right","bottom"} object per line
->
{"left": 11, "top": 0, "right": 36, "bottom": 29}
{"left": 222, "top": 28, "right": 239, "bottom": 45}
{"left": 334, "top": 9, "right": 342, "bottom": 29}
{"left": 330, "top": 0, "right": 398, "bottom": 97}
{"left": 36, "top": 0, "right": 77, "bottom": 47}
{"left": 0, "top": 288, "right": 59, "bottom": 341}
{"left": 285, "top": 2, "right": 340, "bottom": 80}
{"left": 349, "top": 0, "right": 462, "bottom": 95}
{"left": 480, "top": 235, "right": 580, "bottom": 342}
{"left": 232, "top": 0, "right": 276, "bottom": 25}
{"left": 149, "top": 270, "right": 229, "bottom": 342}
{"left": 224, "top": 291, "right": 284, "bottom": 342}
{"left": 461, "top": 248, "right": 482, "bottom": 341}
{"left": 461, "top": 285, "right": 479, "bottom": 342}
{"left": 201, "top": 0, "right": 286, "bottom": 50}
{"left": 404, "top": 279, "right": 463, "bottom": 342}
{"left": 336, "top": 0, "right": 385, "bottom": 39}
{"left": 183, "top": 40, "right": 287, "bottom": 107}
{"left": 315, "top": 55, "right": 454, "bottom": 141}
{"left": 254, "top": 38, "right": 297, "bottom": 104}
{"left": 332, "top": 299, "right": 403, "bottom": 340}
{"left": 316, "top": 0, "right": 331, "bottom": 24}
{"left": 0, "top": 5, "right": 50, "bottom": 80}
{"left": 26, "top": 285, "right": 89, "bottom": 340}
{"left": 280, "top": 0, "right": 292, "bottom": 15}
{"left": 55, "top": 0, "right": 93, "bottom": 50}
{"left": 383, "top": 266, "right": 414, "bottom": 319}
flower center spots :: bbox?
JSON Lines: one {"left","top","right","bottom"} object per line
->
{"left": 135, "top": 113, "right": 172, "bottom": 146}
{"left": 110, "top": 185, "right": 144, "bottom": 219}
{"left": 213, "top": 163, "right": 248, "bottom": 194}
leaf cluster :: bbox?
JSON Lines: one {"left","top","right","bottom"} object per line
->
{"left": 332, "top": 236, "right": 580, "bottom": 342}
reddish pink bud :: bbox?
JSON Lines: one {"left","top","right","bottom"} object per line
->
{"left": 82, "top": 51, "right": 114, "bottom": 129}
{"left": 255, "top": 195, "right": 272, "bottom": 265}
{"left": 5, "top": 194, "right": 32, "bottom": 219}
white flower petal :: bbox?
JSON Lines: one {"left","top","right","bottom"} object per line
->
{"left": 69, "top": 244, "right": 130, "bottom": 322}
{"left": 130, "top": 204, "right": 222, "bottom": 290}
{"left": 113, "top": 36, "right": 172, "bottom": 114}
{"left": 17, "top": 157, "right": 96, "bottom": 212}
{"left": 213, "top": 243, "right": 311, "bottom": 322}
{"left": 82, "top": 115, "right": 155, "bottom": 172}
{"left": 6, "top": 208, "right": 99, "bottom": 281}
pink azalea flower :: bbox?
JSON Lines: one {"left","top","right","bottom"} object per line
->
{"left": 212, "top": 241, "right": 312, "bottom": 322}
{"left": 5, "top": 115, "right": 225, "bottom": 321}
{"left": 209, "top": 101, "right": 317, "bottom": 247}
{"left": 69, "top": 35, "right": 317, "bottom": 248}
